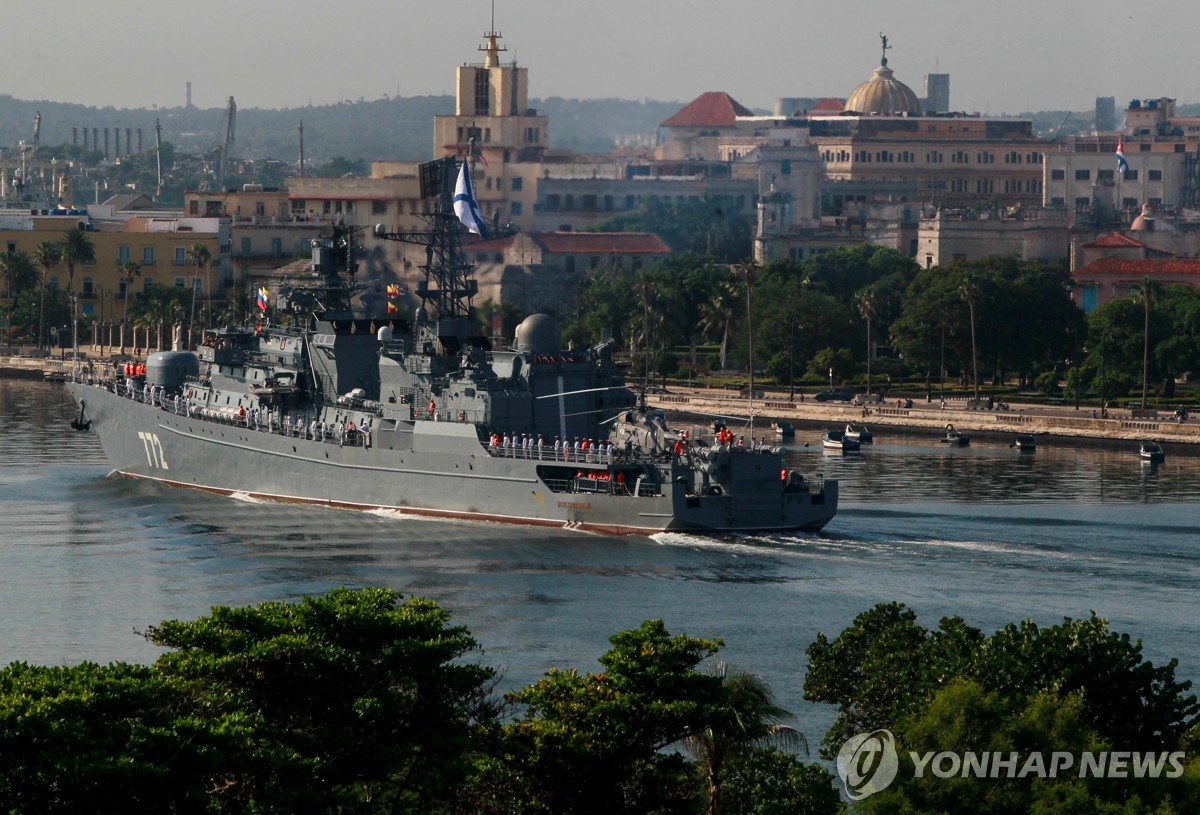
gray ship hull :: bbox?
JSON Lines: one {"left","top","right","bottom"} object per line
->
{"left": 68, "top": 382, "right": 837, "bottom": 537}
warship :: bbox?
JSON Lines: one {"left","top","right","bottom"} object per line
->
{"left": 66, "top": 157, "right": 837, "bottom": 536}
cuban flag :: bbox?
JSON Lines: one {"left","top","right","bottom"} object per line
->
{"left": 257, "top": 287, "right": 269, "bottom": 312}
{"left": 453, "top": 160, "right": 489, "bottom": 239}
{"left": 1116, "top": 140, "right": 1129, "bottom": 176}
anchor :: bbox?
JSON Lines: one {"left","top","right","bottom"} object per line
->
{"left": 70, "top": 400, "right": 92, "bottom": 432}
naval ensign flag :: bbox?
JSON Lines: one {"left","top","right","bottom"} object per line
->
{"left": 453, "top": 160, "right": 489, "bottom": 239}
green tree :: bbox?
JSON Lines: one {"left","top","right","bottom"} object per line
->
{"left": 186, "top": 241, "right": 213, "bottom": 339}
{"left": 720, "top": 748, "right": 843, "bottom": 815}
{"left": 148, "top": 587, "right": 497, "bottom": 814}
{"left": 1135, "top": 276, "right": 1164, "bottom": 408}
{"left": 805, "top": 603, "right": 1199, "bottom": 759}
{"left": 59, "top": 226, "right": 95, "bottom": 298}
{"left": 315, "top": 155, "right": 369, "bottom": 177}
{"left": 485, "top": 619, "right": 725, "bottom": 814}
{"left": 0, "top": 661, "right": 222, "bottom": 814}
{"left": 32, "top": 241, "right": 61, "bottom": 350}
{"left": 685, "top": 662, "right": 808, "bottom": 815}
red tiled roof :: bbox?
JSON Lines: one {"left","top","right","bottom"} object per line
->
{"left": 1081, "top": 232, "right": 1159, "bottom": 250}
{"left": 660, "top": 92, "right": 754, "bottom": 128}
{"left": 810, "top": 98, "right": 845, "bottom": 113}
{"left": 533, "top": 232, "right": 672, "bottom": 254}
{"left": 1075, "top": 257, "right": 1200, "bottom": 276}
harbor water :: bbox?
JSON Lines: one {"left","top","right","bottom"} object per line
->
{"left": 3, "top": 378, "right": 1199, "bottom": 746}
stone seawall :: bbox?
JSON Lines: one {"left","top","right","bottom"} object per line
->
{"left": 648, "top": 390, "right": 1200, "bottom": 450}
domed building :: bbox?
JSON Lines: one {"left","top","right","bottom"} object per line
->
{"left": 843, "top": 38, "right": 923, "bottom": 116}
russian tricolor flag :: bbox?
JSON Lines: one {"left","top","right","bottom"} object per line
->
{"left": 257, "top": 287, "right": 269, "bottom": 312}
{"left": 1116, "top": 140, "right": 1129, "bottom": 175}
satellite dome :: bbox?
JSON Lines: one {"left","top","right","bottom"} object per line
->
{"left": 514, "top": 314, "right": 561, "bottom": 355}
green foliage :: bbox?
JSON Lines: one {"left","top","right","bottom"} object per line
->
{"left": 806, "top": 604, "right": 1198, "bottom": 760}
{"left": 0, "top": 661, "right": 222, "bottom": 814}
{"left": 806, "top": 604, "right": 1200, "bottom": 813}
{"left": 592, "top": 194, "right": 753, "bottom": 263}
{"left": 720, "top": 748, "right": 844, "bottom": 815}
{"left": 1035, "top": 369, "right": 1061, "bottom": 397}
{"left": 474, "top": 620, "right": 725, "bottom": 814}
{"left": 149, "top": 587, "right": 496, "bottom": 813}
{"left": 314, "top": 155, "right": 369, "bottom": 178}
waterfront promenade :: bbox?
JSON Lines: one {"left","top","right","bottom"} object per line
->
{"left": 3, "top": 347, "right": 1196, "bottom": 449}
{"left": 647, "top": 387, "right": 1200, "bottom": 449}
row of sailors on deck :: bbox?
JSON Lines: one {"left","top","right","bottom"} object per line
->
{"left": 488, "top": 433, "right": 616, "bottom": 461}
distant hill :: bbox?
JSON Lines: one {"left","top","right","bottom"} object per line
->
{"left": 0, "top": 94, "right": 686, "bottom": 166}
{"left": 1, "top": 94, "right": 1192, "bottom": 167}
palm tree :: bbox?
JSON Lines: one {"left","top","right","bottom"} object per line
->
{"left": 32, "top": 241, "right": 61, "bottom": 351}
{"left": 60, "top": 226, "right": 96, "bottom": 357}
{"left": 737, "top": 260, "right": 760, "bottom": 427}
{"left": 857, "top": 289, "right": 879, "bottom": 401}
{"left": 1136, "top": 276, "right": 1163, "bottom": 409}
{"left": 683, "top": 661, "right": 807, "bottom": 815}
{"left": 697, "top": 280, "right": 740, "bottom": 372}
{"left": 959, "top": 279, "right": 982, "bottom": 401}
{"left": 187, "top": 242, "right": 212, "bottom": 340}
{"left": 118, "top": 260, "right": 141, "bottom": 353}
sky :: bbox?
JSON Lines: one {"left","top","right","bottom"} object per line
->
{"left": 8, "top": 0, "right": 1194, "bottom": 115}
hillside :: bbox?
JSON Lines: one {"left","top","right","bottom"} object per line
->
{"left": 0, "top": 94, "right": 685, "bottom": 166}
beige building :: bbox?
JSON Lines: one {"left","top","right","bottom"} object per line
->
{"left": 432, "top": 26, "right": 547, "bottom": 232}
{"left": 916, "top": 206, "right": 1070, "bottom": 269}
{"left": 0, "top": 212, "right": 223, "bottom": 326}
{"left": 1043, "top": 98, "right": 1200, "bottom": 221}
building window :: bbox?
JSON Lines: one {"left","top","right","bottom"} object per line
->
{"left": 1051, "top": 197, "right": 1065, "bottom": 206}
{"left": 781, "top": 159, "right": 792, "bottom": 174}
{"left": 142, "top": 246, "right": 156, "bottom": 266}
{"left": 1074, "top": 197, "right": 1091, "bottom": 210}
{"left": 1097, "top": 169, "right": 1114, "bottom": 181}
{"left": 174, "top": 276, "right": 185, "bottom": 288}
{"left": 1122, "top": 197, "right": 1139, "bottom": 208}
{"left": 545, "top": 194, "right": 560, "bottom": 211}
{"left": 292, "top": 199, "right": 306, "bottom": 213}
{"left": 271, "top": 238, "right": 282, "bottom": 258}
{"left": 625, "top": 194, "right": 636, "bottom": 209}
{"left": 189, "top": 200, "right": 199, "bottom": 215}
{"left": 510, "top": 201, "right": 523, "bottom": 216}
{"left": 255, "top": 202, "right": 266, "bottom": 216}
{"left": 118, "top": 245, "right": 130, "bottom": 263}
{"left": 175, "top": 247, "right": 187, "bottom": 265}
{"left": 474, "top": 69, "right": 489, "bottom": 115}
{"left": 372, "top": 200, "right": 387, "bottom": 214}
{"left": 82, "top": 276, "right": 94, "bottom": 295}
{"left": 511, "top": 177, "right": 523, "bottom": 191}
{"left": 1124, "top": 170, "right": 1138, "bottom": 180}
{"left": 1051, "top": 169, "right": 1065, "bottom": 180}
{"left": 1075, "top": 169, "right": 1091, "bottom": 180}
{"left": 1149, "top": 169, "right": 1163, "bottom": 181}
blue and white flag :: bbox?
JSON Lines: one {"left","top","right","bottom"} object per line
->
{"left": 1116, "top": 139, "right": 1129, "bottom": 175}
{"left": 453, "top": 160, "right": 489, "bottom": 239}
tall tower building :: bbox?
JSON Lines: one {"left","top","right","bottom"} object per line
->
{"left": 433, "top": 27, "right": 548, "bottom": 163}
{"left": 924, "top": 73, "right": 950, "bottom": 113}
{"left": 1095, "top": 96, "right": 1116, "bottom": 132}
{"left": 432, "top": 25, "right": 550, "bottom": 230}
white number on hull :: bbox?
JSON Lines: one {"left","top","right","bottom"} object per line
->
{"left": 137, "top": 431, "right": 170, "bottom": 470}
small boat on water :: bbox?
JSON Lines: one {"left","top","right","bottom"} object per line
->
{"left": 1138, "top": 440, "right": 1165, "bottom": 463}
{"left": 823, "top": 429, "right": 861, "bottom": 452}
{"left": 772, "top": 421, "right": 795, "bottom": 439}
{"left": 1013, "top": 433, "right": 1037, "bottom": 453}
{"left": 844, "top": 423, "right": 873, "bottom": 444}
{"left": 940, "top": 423, "right": 970, "bottom": 447}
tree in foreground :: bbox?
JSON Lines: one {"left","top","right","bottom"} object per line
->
{"left": 805, "top": 602, "right": 1200, "bottom": 813}
{"left": 148, "top": 587, "right": 497, "bottom": 814}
